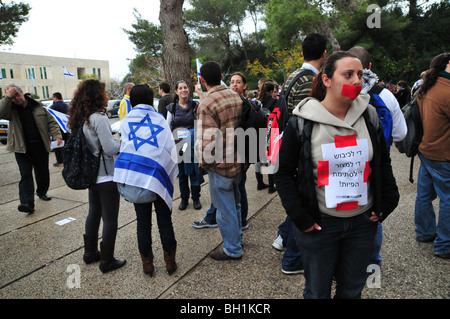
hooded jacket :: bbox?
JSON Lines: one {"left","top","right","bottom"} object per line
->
{"left": 275, "top": 95, "right": 399, "bottom": 231}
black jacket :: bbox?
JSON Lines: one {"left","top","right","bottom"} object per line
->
{"left": 274, "top": 111, "right": 400, "bottom": 232}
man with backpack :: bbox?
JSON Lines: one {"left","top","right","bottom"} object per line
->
{"left": 271, "top": 33, "right": 327, "bottom": 275}
{"left": 195, "top": 61, "right": 244, "bottom": 260}
{"left": 349, "top": 46, "right": 407, "bottom": 265}
{"left": 283, "top": 33, "right": 327, "bottom": 115}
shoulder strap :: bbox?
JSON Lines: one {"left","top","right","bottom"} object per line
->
{"left": 291, "top": 115, "right": 305, "bottom": 144}
{"left": 368, "top": 84, "right": 384, "bottom": 96}
{"left": 283, "top": 68, "right": 316, "bottom": 100}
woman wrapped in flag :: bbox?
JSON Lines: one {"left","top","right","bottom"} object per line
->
{"left": 113, "top": 84, "right": 179, "bottom": 276}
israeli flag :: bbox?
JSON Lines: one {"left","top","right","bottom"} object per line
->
{"left": 63, "top": 65, "right": 74, "bottom": 77}
{"left": 46, "top": 107, "right": 70, "bottom": 133}
{"left": 196, "top": 58, "right": 228, "bottom": 87}
{"left": 113, "top": 104, "right": 179, "bottom": 210}
{"left": 196, "top": 58, "right": 202, "bottom": 83}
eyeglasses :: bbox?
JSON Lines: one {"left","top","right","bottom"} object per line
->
{"left": 230, "top": 81, "right": 243, "bottom": 85}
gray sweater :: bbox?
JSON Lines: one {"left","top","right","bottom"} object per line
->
{"left": 83, "top": 112, "right": 120, "bottom": 178}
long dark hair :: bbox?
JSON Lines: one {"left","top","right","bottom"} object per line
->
{"left": 310, "top": 51, "right": 358, "bottom": 101}
{"left": 418, "top": 52, "right": 450, "bottom": 99}
{"left": 68, "top": 79, "right": 108, "bottom": 130}
{"left": 258, "top": 81, "right": 275, "bottom": 106}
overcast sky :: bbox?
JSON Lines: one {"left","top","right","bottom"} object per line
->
{"left": 2, "top": 0, "right": 165, "bottom": 79}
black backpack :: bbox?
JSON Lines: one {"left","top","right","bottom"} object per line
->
{"left": 62, "top": 122, "right": 101, "bottom": 190}
{"left": 394, "top": 98, "right": 423, "bottom": 183}
{"left": 238, "top": 95, "right": 269, "bottom": 165}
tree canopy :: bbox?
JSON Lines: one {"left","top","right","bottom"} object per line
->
{"left": 0, "top": 1, "right": 31, "bottom": 46}
{"left": 122, "top": 0, "right": 449, "bottom": 89}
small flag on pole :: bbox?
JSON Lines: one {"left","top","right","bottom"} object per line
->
{"left": 196, "top": 59, "right": 202, "bottom": 83}
{"left": 196, "top": 58, "right": 227, "bottom": 87}
{"left": 63, "top": 65, "right": 74, "bottom": 77}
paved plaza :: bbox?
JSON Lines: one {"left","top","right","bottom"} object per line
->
{"left": 0, "top": 142, "right": 448, "bottom": 301}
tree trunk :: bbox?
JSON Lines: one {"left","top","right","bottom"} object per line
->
{"left": 318, "top": 20, "right": 341, "bottom": 53}
{"left": 159, "top": 0, "right": 191, "bottom": 94}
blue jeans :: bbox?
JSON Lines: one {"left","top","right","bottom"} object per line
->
{"left": 278, "top": 216, "right": 303, "bottom": 271}
{"left": 415, "top": 153, "right": 450, "bottom": 255}
{"left": 294, "top": 211, "right": 377, "bottom": 299}
{"left": 208, "top": 170, "right": 243, "bottom": 257}
{"left": 205, "top": 172, "right": 248, "bottom": 226}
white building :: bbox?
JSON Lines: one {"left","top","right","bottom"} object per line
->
{"left": 0, "top": 52, "right": 110, "bottom": 100}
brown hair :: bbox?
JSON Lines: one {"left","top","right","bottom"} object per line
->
{"left": 310, "top": 51, "right": 358, "bottom": 101}
{"left": 258, "top": 81, "right": 275, "bottom": 106}
{"left": 418, "top": 52, "right": 450, "bottom": 99}
{"left": 68, "top": 79, "right": 108, "bottom": 130}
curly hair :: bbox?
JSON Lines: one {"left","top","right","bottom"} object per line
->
{"left": 418, "top": 52, "right": 450, "bottom": 99}
{"left": 68, "top": 79, "right": 108, "bottom": 130}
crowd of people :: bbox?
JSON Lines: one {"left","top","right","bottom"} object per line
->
{"left": 0, "top": 33, "right": 448, "bottom": 299}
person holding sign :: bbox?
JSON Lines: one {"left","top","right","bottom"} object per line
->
{"left": 275, "top": 52, "right": 399, "bottom": 299}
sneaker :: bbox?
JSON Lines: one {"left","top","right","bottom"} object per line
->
{"left": 241, "top": 223, "right": 249, "bottom": 230}
{"left": 281, "top": 267, "right": 304, "bottom": 275}
{"left": 192, "top": 218, "right": 218, "bottom": 229}
{"left": 272, "top": 234, "right": 285, "bottom": 251}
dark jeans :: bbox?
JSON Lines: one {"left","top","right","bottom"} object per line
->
{"left": 54, "top": 132, "right": 69, "bottom": 164}
{"left": 279, "top": 216, "right": 303, "bottom": 271}
{"left": 86, "top": 181, "right": 120, "bottom": 248}
{"left": 294, "top": 210, "right": 377, "bottom": 299}
{"left": 178, "top": 162, "right": 201, "bottom": 200}
{"left": 15, "top": 141, "right": 50, "bottom": 206}
{"left": 134, "top": 195, "right": 177, "bottom": 255}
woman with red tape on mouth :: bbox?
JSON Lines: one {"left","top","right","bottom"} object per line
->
{"left": 274, "top": 51, "right": 399, "bottom": 299}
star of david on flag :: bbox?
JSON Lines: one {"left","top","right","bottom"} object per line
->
{"left": 113, "top": 105, "right": 178, "bottom": 210}
{"left": 128, "top": 114, "right": 164, "bottom": 150}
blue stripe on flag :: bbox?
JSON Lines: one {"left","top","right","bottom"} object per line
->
{"left": 46, "top": 108, "right": 69, "bottom": 133}
{"left": 115, "top": 152, "right": 174, "bottom": 197}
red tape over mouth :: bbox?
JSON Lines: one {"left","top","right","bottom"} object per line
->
{"left": 341, "top": 84, "right": 362, "bottom": 99}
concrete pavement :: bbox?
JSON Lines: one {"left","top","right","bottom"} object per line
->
{"left": 0, "top": 143, "right": 448, "bottom": 301}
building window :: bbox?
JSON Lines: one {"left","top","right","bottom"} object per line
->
{"left": 10, "top": 69, "right": 14, "bottom": 79}
{"left": 1, "top": 69, "right": 6, "bottom": 79}
{"left": 77, "top": 67, "right": 86, "bottom": 80}
{"left": 40, "top": 67, "right": 43, "bottom": 79}
{"left": 97, "top": 68, "right": 101, "bottom": 79}
{"left": 44, "top": 67, "right": 47, "bottom": 79}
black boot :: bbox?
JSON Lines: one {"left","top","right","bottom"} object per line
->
{"left": 99, "top": 242, "right": 126, "bottom": 273}
{"left": 268, "top": 174, "right": 277, "bottom": 194}
{"left": 179, "top": 198, "right": 188, "bottom": 210}
{"left": 83, "top": 234, "right": 100, "bottom": 264}
{"left": 256, "top": 172, "right": 268, "bottom": 190}
{"left": 193, "top": 198, "right": 202, "bottom": 210}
